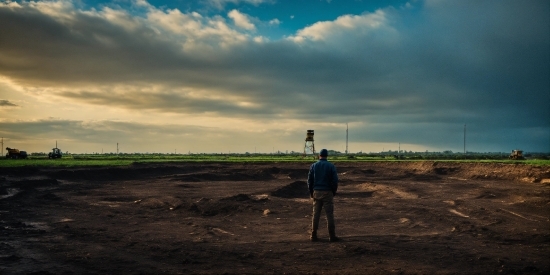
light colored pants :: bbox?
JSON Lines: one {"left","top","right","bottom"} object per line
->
{"left": 311, "top": 190, "right": 335, "bottom": 232}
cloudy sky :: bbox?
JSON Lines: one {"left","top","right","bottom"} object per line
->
{"left": 0, "top": 0, "right": 548, "bottom": 154}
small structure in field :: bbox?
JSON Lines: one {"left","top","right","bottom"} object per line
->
{"left": 303, "top": 130, "right": 316, "bottom": 156}
{"left": 509, "top": 150, "right": 525, "bottom": 160}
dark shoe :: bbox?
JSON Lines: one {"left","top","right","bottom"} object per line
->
{"left": 310, "top": 231, "right": 318, "bottom": 242}
{"left": 329, "top": 228, "right": 339, "bottom": 242}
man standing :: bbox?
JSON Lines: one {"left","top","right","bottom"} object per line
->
{"left": 307, "top": 149, "right": 339, "bottom": 242}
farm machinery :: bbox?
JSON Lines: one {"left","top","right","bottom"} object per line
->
{"left": 48, "top": 147, "right": 62, "bottom": 159}
{"left": 509, "top": 150, "right": 525, "bottom": 160}
{"left": 48, "top": 141, "right": 63, "bottom": 159}
{"left": 5, "top": 147, "right": 28, "bottom": 159}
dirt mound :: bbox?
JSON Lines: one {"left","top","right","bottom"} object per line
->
{"left": 428, "top": 162, "right": 550, "bottom": 182}
{"left": 433, "top": 167, "right": 459, "bottom": 175}
{"left": 338, "top": 161, "right": 550, "bottom": 183}
{"left": 475, "top": 191, "right": 499, "bottom": 199}
{"left": 134, "top": 196, "right": 184, "bottom": 210}
{"left": 276, "top": 168, "right": 308, "bottom": 180}
{"left": 342, "top": 169, "right": 376, "bottom": 175}
{"left": 363, "top": 169, "right": 376, "bottom": 174}
{"left": 251, "top": 168, "right": 277, "bottom": 180}
{"left": 267, "top": 167, "right": 281, "bottom": 174}
{"left": 270, "top": 181, "right": 309, "bottom": 198}
{"left": 220, "top": 194, "right": 253, "bottom": 201}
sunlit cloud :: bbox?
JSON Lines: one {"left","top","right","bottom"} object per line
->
{"left": 228, "top": 9, "right": 256, "bottom": 30}
{"left": 288, "top": 10, "right": 397, "bottom": 45}
{"left": 268, "top": 18, "right": 280, "bottom": 26}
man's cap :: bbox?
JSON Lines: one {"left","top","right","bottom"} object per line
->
{"left": 320, "top": 149, "right": 328, "bottom": 157}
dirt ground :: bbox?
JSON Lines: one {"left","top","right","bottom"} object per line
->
{"left": 1, "top": 161, "right": 549, "bottom": 274}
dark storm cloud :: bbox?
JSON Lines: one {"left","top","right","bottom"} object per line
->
{"left": 0, "top": 3, "right": 192, "bottom": 85}
{"left": 57, "top": 89, "right": 267, "bottom": 115}
{"left": 0, "top": 100, "right": 18, "bottom": 107}
{"left": 0, "top": 0, "right": 548, "bottom": 151}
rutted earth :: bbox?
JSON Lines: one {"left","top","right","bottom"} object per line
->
{"left": 0, "top": 161, "right": 549, "bottom": 274}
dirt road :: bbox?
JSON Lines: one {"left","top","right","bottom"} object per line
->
{"left": 1, "top": 161, "right": 549, "bottom": 274}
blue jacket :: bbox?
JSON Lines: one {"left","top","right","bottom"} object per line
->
{"left": 307, "top": 158, "right": 338, "bottom": 195}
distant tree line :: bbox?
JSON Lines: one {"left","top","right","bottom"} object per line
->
{"left": 25, "top": 150, "right": 549, "bottom": 160}
{"left": 345, "top": 151, "right": 549, "bottom": 160}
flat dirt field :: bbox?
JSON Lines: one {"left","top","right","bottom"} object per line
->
{"left": 1, "top": 161, "right": 549, "bottom": 274}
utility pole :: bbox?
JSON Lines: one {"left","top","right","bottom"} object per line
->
{"left": 464, "top": 124, "right": 466, "bottom": 154}
{"left": 346, "top": 123, "right": 348, "bottom": 155}
{"left": 1, "top": 137, "right": 3, "bottom": 157}
{"left": 117, "top": 143, "right": 119, "bottom": 155}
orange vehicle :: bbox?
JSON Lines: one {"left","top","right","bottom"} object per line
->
{"left": 6, "top": 147, "right": 28, "bottom": 159}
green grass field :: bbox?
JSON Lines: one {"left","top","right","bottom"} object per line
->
{"left": 1, "top": 154, "right": 548, "bottom": 167}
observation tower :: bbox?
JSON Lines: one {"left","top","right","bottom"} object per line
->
{"left": 304, "top": 130, "right": 316, "bottom": 156}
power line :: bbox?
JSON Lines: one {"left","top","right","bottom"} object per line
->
{"left": 464, "top": 124, "right": 466, "bottom": 154}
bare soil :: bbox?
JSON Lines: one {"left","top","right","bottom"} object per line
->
{"left": 1, "top": 161, "right": 549, "bottom": 274}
